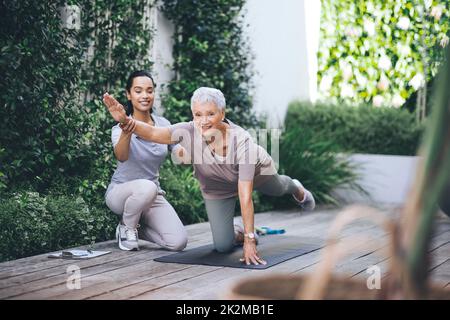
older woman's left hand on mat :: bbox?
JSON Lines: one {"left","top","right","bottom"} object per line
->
{"left": 240, "top": 241, "right": 267, "bottom": 266}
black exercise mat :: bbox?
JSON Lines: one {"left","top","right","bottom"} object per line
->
{"left": 154, "top": 235, "right": 322, "bottom": 269}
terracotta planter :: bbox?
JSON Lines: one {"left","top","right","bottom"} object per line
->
{"left": 225, "top": 205, "right": 450, "bottom": 300}
{"left": 226, "top": 274, "right": 450, "bottom": 300}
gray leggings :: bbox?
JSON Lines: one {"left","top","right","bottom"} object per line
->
{"left": 105, "top": 179, "right": 188, "bottom": 251}
{"left": 204, "top": 174, "right": 298, "bottom": 253}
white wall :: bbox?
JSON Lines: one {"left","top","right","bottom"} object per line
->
{"left": 243, "top": 0, "right": 321, "bottom": 127}
{"left": 332, "top": 154, "right": 420, "bottom": 205}
{"left": 151, "top": 1, "right": 322, "bottom": 124}
{"left": 150, "top": 6, "right": 175, "bottom": 113}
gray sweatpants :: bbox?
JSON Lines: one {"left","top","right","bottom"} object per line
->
{"left": 204, "top": 174, "right": 299, "bottom": 253}
{"left": 105, "top": 179, "right": 188, "bottom": 251}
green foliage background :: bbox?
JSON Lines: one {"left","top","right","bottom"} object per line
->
{"left": 0, "top": 0, "right": 154, "bottom": 196}
{"left": 0, "top": 0, "right": 392, "bottom": 262}
{"left": 0, "top": 0, "right": 264, "bottom": 261}
{"left": 286, "top": 100, "right": 424, "bottom": 156}
{"left": 318, "top": 0, "right": 450, "bottom": 107}
{"left": 0, "top": 0, "right": 155, "bottom": 261}
{"left": 160, "top": 0, "right": 258, "bottom": 127}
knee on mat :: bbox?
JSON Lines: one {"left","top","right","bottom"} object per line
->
{"left": 214, "top": 242, "right": 234, "bottom": 253}
{"left": 165, "top": 235, "right": 188, "bottom": 252}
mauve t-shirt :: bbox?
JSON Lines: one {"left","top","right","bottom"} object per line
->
{"left": 168, "top": 119, "right": 277, "bottom": 199}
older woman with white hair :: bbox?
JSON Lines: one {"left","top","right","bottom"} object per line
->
{"left": 103, "top": 87, "right": 315, "bottom": 265}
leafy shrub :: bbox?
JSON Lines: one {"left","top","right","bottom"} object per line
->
{"left": 286, "top": 100, "right": 424, "bottom": 156}
{"left": 282, "top": 126, "right": 363, "bottom": 203}
{"left": 0, "top": 0, "right": 154, "bottom": 196}
{"left": 0, "top": 0, "right": 86, "bottom": 190}
{"left": 161, "top": 0, "right": 258, "bottom": 127}
{"left": 0, "top": 191, "right": 116, "bottom": 262}
{"left": 159, "top": 162, "right": 207, "bottom": 225}
{"left": 258, "top": 126, "right": 362, "bottom": 208}
{"left": 318, "top": 0, "right": 450, "bottom": 106}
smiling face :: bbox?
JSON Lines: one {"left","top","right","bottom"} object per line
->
{"left": 126, "top": 76, "right": 155, "bottom": 114}
{"left": 192, "top": 101, "right": 225, "bottom": 138}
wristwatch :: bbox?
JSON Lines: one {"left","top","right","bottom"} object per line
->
{"left": 244, "top": 232, "right": 256, "bottom": 240}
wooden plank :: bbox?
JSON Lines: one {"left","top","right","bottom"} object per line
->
{"left": 89, "top": 265, "right": 222, "bottom": 300}
{"left": 347, "top": 228, "right": 450, "bottom": 285}
{"left": 101, "top": 210, "right": 382, "bottom": 300}
{"left": 4, "top": 232, "right": 221, "bottom": 300}
{"left": 0, "top": 209, "right": 314, "bottom": 284}
{"left": 66, "top": 210, "right": 338, "bottom": 300}
{"left": 8, "top": 206, "right": 445, "bottom": 300}
{"left": 429, "top": 259, "right": 450, "bottom": 287}
{"left": 1, "top": 210, "right": 314, "bottom": 298}
{"left": 4, "top": 247, "right": 181, "bottom": 299}
{"left": 0, "top": 209, "right": 305, "bottom": 274}
{"left": 129, "top": 217, "right": 381, "bottom": 299}
{"left": 14, "top": 211, "right": 334, "bottom": 298}
{"left": 194, "top": 220, "right": 450, "bottom": 300}
{"left": 0, "top": 229, "right": 212, "bottom": 288}
{"left": 335, "top": 228, "right": 450, "bottom": 280}
{"left": 19, "top": 262, "right": 199, "bottom": 300}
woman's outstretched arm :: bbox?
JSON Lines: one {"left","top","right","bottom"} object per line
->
{"left": 103, "top": 93, "right": 174, "bottom": 145}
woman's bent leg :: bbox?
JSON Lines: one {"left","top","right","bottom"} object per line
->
{"left": 204, "top": 197, "right": 237, "bottom": 253}
{"left": 105, "top": 179, "right": 158, "bottom": 228}
{"left": 255, "top": 174, "right": 298, "bottom": 197}
{"left": 256, "top": 174, "right": 315, "bottom": 210}
{"left": 139, "top": 195, "right": 188, "bottom": 251}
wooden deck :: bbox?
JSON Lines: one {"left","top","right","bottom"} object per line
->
{"left": 1, "top": 207, "right": 449, "bottom": 300}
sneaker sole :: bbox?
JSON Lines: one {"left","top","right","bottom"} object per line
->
{"left": 116, "top": 227, "right": 139, "bottom": 251}
{"left": 292, "top": 179, "right": 315, "bottom": 211}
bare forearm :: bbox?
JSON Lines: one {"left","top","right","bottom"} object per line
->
{"left": 238, "top": 179, "right": 255, "bottom": 234}
{"left": 114, "top": 133, "right": 132, "bottom": 161}
{"left": 239, "top": 196, "right": 255, "bottom": 234}
{"left": 132, "top": 119, "right": 173, "bottom": 144}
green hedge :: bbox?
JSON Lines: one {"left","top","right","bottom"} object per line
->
{"left": 318, "top": 0, "right": 449, "bottom": 106}
{"left": 161, "top": 0, "right": 258, "bottom": 127}
{"left": 256, "top": 124, "right": 362, "bottom": 208}
{"left": 0, "top": 191, "right": 116, "bottom": 262}
{"left": 159, "top": 162, "right": 207, "bottom": 225}
{"left": 0, "top": 0, "right": 154, "bottom": 195}
{"left": 286, "top": 101, "right": 424, "bottom": 156}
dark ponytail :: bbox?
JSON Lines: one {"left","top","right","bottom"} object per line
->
{"left": 125, "top": 70, "right": 157, "bottom": 115}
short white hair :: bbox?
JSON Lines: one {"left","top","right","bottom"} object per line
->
{"left": 190, "top": 87, "right": 226, "bottom": 111}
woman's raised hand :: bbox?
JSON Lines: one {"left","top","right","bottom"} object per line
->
{"left": 103, "top": 93, "right": 127, "bottom": 124}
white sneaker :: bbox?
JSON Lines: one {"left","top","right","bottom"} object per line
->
{"left": 292, "top": 179, "right": 316, "bottom": 211}
{"left": 116, "top": 223, "right": 139, "bottom": 251}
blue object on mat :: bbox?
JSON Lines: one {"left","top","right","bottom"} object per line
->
{"left": 259, "top": 226, "right": 285, "bottom": 235}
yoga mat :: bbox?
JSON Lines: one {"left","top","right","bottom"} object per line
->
{"left": 154, "top": 235, "right": 322, "bottom": 270}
